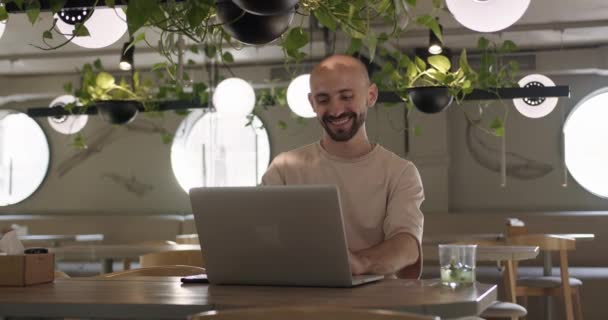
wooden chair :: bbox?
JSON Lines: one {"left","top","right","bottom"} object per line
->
{"left": 54, "top": 270, "right": 71, "bottom": 279}
{"left": 139, "top": 249, "right": 204, "bottom": 268}
{"left": 122, "top": 240, "right": 179, "bottom": 270}
{"left": 450, "top": 240, "right": 528, "bottom": 320}
{"left": 506, "top": 234, "right": 583, "bottom": 320}
{"left": 190, "top": 306, "right": 438, "bottom": 320}
{"left": 95, "top": 265, "right": 205, "bottom": 278}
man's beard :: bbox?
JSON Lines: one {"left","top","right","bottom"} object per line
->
{"left": 320, "top": 111, "right": 366, "bottom": 142}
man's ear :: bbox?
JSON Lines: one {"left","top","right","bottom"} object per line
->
{"left": 367, "top": 83, "right": 379, "bottom": 107}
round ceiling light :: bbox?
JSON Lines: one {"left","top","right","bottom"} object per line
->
{"left": 446, "top": 0, "right": 530, "bottom": 33}
{"left": 564, "top": 87, "right": 608, "bottom": 198}
{"left": 47, "top": 95, "right": 88, "bottom": 134}
{"left": 55, "top": 8, "right": 128, "bottom": 49}
{"left": 513, "top": 74, "right": 558, "bottom": 118}
{"left": 287, "top": 74, "right": 316, "bottom": 118}
{"left": 212, "top": 78, "right": 256, "bottom": 117}
{"left": 0, "top": 21, "right": 5, "bottom": 40}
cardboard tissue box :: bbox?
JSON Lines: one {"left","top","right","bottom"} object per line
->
{"left": 0, "top": 231, "right": 54, "bottom": 286}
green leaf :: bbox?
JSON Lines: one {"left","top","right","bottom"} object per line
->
{"left": 71, "top": 133, "right": 87, "bottom": 150}
{"left": 366, "top": 34, "right": 378, "bottom": 62}
{"left": 96, "top": 72, "right": 116, "bottom": 90}
{"left": 73, "top": 23, "right": 90, "bottom": 36}
{"left": 277, "top": 120, "right": 287, "bottom": 130}
{"left": 190, "top": 45, "right": 200, "bottom": 54}
{"left": 93, "top": 58, "right": 103, "bottom": 70}
{"left": 500, "top": 40, "right": 517, "bottom": 53}
{"left": 161, "top": 133, "right": 173, "bottom": 144}
{"left": 0, "top": 6, "right": 8, "bottom": 21}
{"left": 404, "top": 59, "right": 416, "bottom": 76}
{"left": 426, "top": 69, "right": 446, "bottom": 82}
{"left": 126, "top": 0, "right": 158, "bottom": 35}
{"left": 313, "top": 6, "right": 337, "bottom": 31}
{"left": 415, "top": 56, "right": 427, "bottom": 72}
{"left": 63, "top": 82, "right": 73, "bottom": 93}
{"left": 477, "top": 37, "right": 490, "bottom": 50}
{"left": 43, "top": 30, "right": 53, "bottom": 39}
{"left": 204, "top": 44, "right": 217, "bottom": 58}
{"left": 432, "top": 0, "right": 443, "bottom": 8}
{"left": 490, "top": 117, "right": 505, "bottom": 137}
{"left": 283, "top": 27, "right": 308, "bottom": 51}
{"left": 187, "top": 4, "right": 210, "bottom": 29}
{"left": 428, "top": 55, "right": 451, "bottom": 73}
{"left": 105, "top": 0, "right": 116, "bottom": 8}
{"left": 459, "top": 49, "right": 470, "bottom": 72}
{"left": 405, "top": 0, "right": 416, "bottom": 6}
{"left": 416, "top": 15, "right": 442, "bottom": 43}
{"left": 346, "top": 38, "right": 363, "bottom": 55}
{"left": 49, "top": 0, "right": 67, "bottom": 13}
{"left": 222, "top": 52, "right": 234, "bottom": 63}
{"left": 26, "top": 1, "right": 41, "bottom": 25}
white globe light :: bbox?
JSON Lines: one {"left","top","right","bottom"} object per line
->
{"left": 513, "top": 74, "right": 558, "bottom": 119}
{"left": 287, "top": 74, "right": 316, "bottom": 118}
{"left": 47, "top": 95, "right": 88, "bottom": 135}
{"left": 564, "top": 87, "right": 608, "bottom": 198}
{"left": 56, "top": 8, "right": 128, "bottom": 49}
{"left": 213, "top": 78, "right": 256, "bottom": 117}
{"left": 0, "top": 21, "right": 5, "bottom": 40}
{"left": 446, "top": 0, "right": 530, "bottom": 33}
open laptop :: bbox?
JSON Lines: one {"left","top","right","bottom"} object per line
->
{"left": 189, "top": 185, "right": 383, "bottom": 287}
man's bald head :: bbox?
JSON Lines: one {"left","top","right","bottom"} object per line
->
{"left": 310, "top": 55, "right": 370, "bottom": 86}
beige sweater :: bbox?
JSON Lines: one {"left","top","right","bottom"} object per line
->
{"left": 262, "top": 141, "right": 424, "bottom": 278}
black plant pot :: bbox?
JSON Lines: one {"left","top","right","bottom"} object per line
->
{"left": 95, "top": 100, "right": 140, "bottom": 125}
{"left": 232, "top": 0, "right": 299, "bottom": 15}
{"left": 407, "top": 86, "right": 454, "bottom": 114}
{"left": 215, "top": 0, "right": 294, "bottom": 45}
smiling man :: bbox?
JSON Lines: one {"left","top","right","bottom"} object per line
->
{"left": 262, "top": 54, "right": 424, "bottom": 278}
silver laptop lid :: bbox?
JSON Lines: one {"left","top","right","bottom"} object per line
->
{"left": 189, "top": 185, "right": 356, "bottom": 287}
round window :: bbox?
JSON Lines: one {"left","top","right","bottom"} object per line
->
{"left": 171, "top": 110, "right": 271, "bottom": 193}
{"left": 0, "top": 110, "right": 50, "bottom": 206}
{"left": 564, "top": 87, "right": 608, "bottom": 198}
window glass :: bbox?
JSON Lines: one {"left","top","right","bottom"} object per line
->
{"left": 564, "top": 88, "right": 608, "bottom": 198}
{"left": 171, "top": 110, "right": 270, "bottom": 193}
{"left": 0, "top": 110, "right": 50, "bottom": 206}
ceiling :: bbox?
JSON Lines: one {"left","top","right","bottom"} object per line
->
{"left": 0, "top": 0, "right": 608, "bottom": 76}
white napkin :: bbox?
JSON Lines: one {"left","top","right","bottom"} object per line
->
{"left": 0, "top": 230, "right": 25, "bottom": 255}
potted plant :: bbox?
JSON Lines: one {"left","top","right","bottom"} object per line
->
{"left": 372, "top": 37, "right": 520, "bottom": 136}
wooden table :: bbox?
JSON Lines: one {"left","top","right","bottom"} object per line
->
{"left": 0, "top": 277, "right": 497, "bottom": 319}
{"left": 50, "top": 244, "right": 200, "bottom": 273}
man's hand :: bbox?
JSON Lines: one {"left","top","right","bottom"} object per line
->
{"left": 348, "top": 251, "right": 370, "bottom": 275}
{"left": 350, "top": 233, "right": 420, "bottom": 276}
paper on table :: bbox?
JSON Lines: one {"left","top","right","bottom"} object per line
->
{"left": 0, "top": 230, "right": 25, "bottom": 255}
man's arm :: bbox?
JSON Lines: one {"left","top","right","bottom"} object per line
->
{"left": 349, "top": 233, "right": 419, "bottom": 276}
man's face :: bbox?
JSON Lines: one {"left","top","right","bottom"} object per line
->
{"left": 308, "top": 61, "right": 373, "bottom": 142}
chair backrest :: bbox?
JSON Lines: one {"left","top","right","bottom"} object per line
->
{"left": 54, "top": 270, "right": 71, "bottom": 279}
{"left": 140, "top": 249, "right": 204, "bottom": 267}
{"left": 96, "top": 265, "right": 205, "bottom": 278}
{"left": 176, "top": 234, "right": 199, "bottom": 245}
{"left": 506, "top": 218, "right": 528, "bottom": 237}
{"left": 189, "top": 306, "right": 438, "bottom": 320}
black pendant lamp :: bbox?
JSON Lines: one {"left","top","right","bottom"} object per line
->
{"left": 232, "top": 0, "right": 299, "bottom": 15}
{"left": 215, "top": 0, "right": 294, "bottom": 45}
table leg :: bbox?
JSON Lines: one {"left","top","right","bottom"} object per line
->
{"left": 102, "top": 258, "right": 114, "bottom": 274}
{"left": 543, "top": 251, "right": 553, "bottom": 320}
